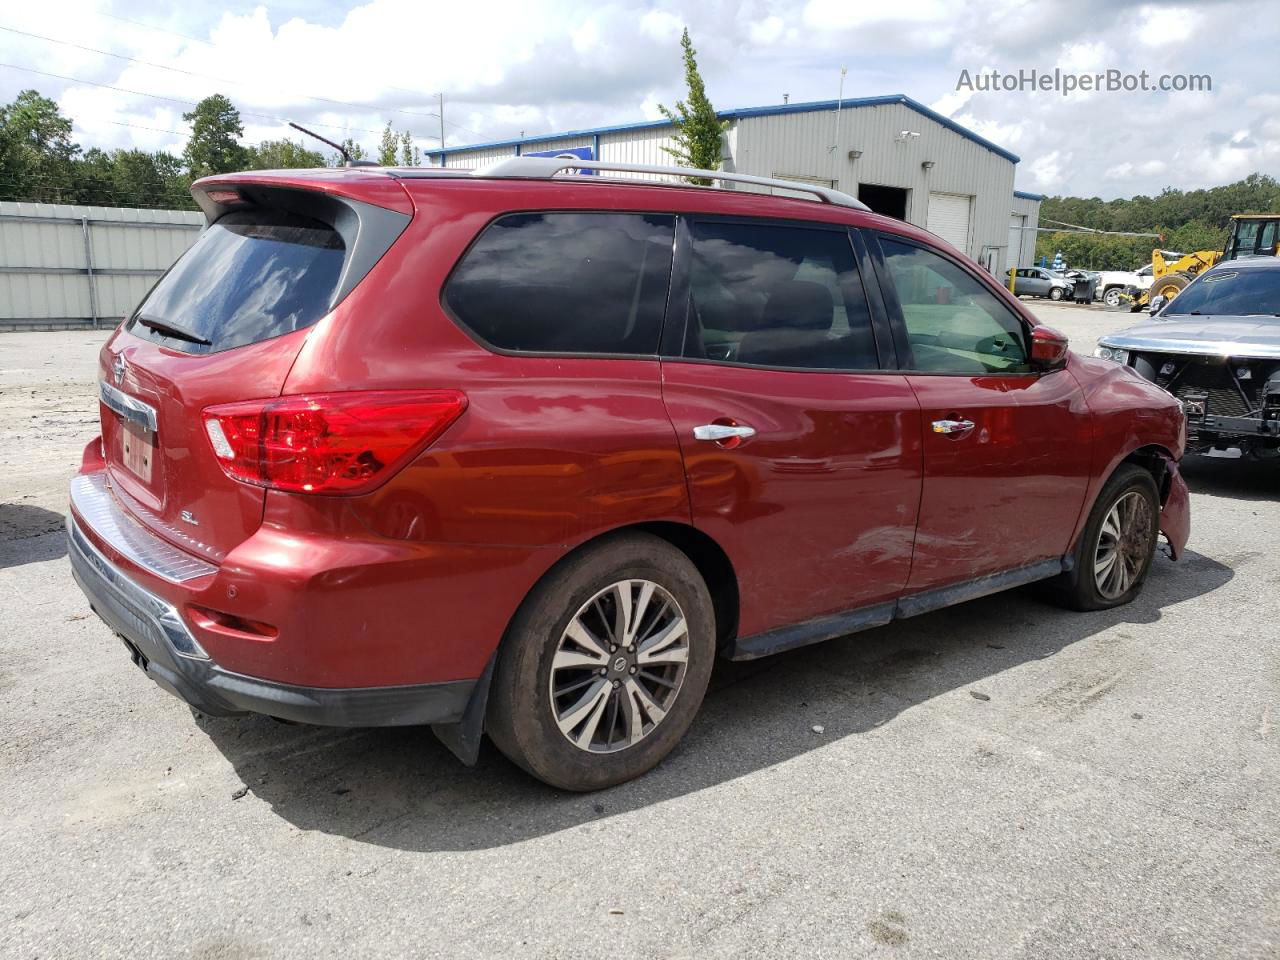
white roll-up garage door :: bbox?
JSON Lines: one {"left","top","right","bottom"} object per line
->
{"left": 926, "top": 193, "right": 972, "bottom": 254}
{"left": 1009, "top": 214, "right": 1026, "bottom": 268}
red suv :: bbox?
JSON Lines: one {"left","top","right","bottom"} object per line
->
{"left": 69, "top": 158, "right": 1190, "bottom": 790}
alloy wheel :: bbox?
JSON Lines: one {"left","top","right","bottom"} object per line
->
{"left": 549, "top": 579, "right": 689, "bottom": 754}
{"left": 1094, "top": 490, "right": 1154, "bottom": 600}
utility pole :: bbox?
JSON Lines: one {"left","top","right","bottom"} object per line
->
{"left": 438, "top": 92, "right": 446, "bottom": 167}
{"left": 830, "top": 66, "right": 846, "bottom": 187}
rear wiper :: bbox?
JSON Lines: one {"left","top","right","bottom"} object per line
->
{"left": 135, "top": 313, "right": 211, "bottom": 346}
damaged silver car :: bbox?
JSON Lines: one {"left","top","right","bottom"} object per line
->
{"left": 1095, "top": 257, "right": 1280, "bottom": 460}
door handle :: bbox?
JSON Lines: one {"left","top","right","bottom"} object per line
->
{"left": 693, "top": 423, "right": 757, "bottom": 442}
{"left": 931, "top": 418, "right": 975, "bottom": 435}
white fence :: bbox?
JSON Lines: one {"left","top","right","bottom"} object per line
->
{"left": 0, "top": 201, "right": 203, "bottom": 330}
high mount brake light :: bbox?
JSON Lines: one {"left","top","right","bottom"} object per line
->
{"left": 202, "top": 391, "right": 467, "bottom": 494}
{"left": 204, "top": 188, "right": 246, "bottom": 206}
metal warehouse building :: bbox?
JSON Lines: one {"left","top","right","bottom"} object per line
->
{"left": 0, "top": 201, "right": 202, "bottom": 329}
{"left": 428, "top": 95, "right": 1042, "bottom": 277}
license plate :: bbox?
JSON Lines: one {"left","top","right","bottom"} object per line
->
{"left": 121, "top": 420, "right": 156, "bottom": 483}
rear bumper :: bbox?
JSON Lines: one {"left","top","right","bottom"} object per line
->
{"left": 68, "top": 512, "right": 474, "bottom": 726}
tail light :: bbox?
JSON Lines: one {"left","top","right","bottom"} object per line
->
{"left": 203, "top": 390, "right": 466, "bottom": 494}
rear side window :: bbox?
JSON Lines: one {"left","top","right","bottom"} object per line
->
{"left": 684, "top": 221, "right": 877, "bottom": 370}
{"left": 445, "top": 213, "right": 675, "bottom": 355}
{"left": 879, "top": 237, "right": 1030, "bottom": 374}
{"left": 129, "top": 210, "right": 345, "bottom": 354}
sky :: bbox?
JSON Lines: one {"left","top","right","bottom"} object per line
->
{"left": 1, "top": 0, "right": 1276, "bottom": 200}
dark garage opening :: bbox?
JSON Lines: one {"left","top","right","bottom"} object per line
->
{"left": 858, "top": 184, "right": 909, "bottom": 220}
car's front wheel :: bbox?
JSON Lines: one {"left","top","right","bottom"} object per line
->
{"left": 1050, "top": 464, "right": 1160, "bottom": 611}
{"left": 487, "top": 533, "right": 716, "bottom": 791}
{"left": 1102, "top": 287, "right": 1123, "bottom": 308}
{"left": 1049, "top": 286, "right": 1064, "bottom": 301}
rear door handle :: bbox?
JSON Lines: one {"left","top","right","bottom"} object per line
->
{"left": 931, "top": 418, "right": 975, "bottom": 435}
{"left": 693, "top": 423, "right": 757, "bottom": 442}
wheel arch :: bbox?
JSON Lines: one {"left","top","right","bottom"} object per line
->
{"left": 1120, "top": 443, "right": 1178, "bottom": 505}
{"left": 1064, "top": 442, "right": 1178, "bottom": 564}
{"left": 432, "top": 520, "right": 741, "bottom": 766}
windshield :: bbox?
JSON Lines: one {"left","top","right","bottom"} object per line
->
{"left": 128, "top": 210, "right": 346, "bottom": 354}
{"left": 1162, "top": 268, "right": 1280, "bottom": 317}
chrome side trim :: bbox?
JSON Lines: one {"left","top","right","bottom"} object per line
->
{"left": 69, "top": 473, "right": 217, "bottom": 583}
{"left": 1098, "top": 335, "right": 1280, "bottom": 360}
{"left": 99, "top": 379, "right": 158, "bottom": 431}
{"left": 67, "top": 513, "right": 208, "bottom": 659}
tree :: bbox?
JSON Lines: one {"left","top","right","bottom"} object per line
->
{"left": 657, "top": 29, "right": 727, "bottom": 184}
{"left": 0, "top": 90, "right": 80, "bottom": 202}
{"left": 377, "top": 123, "right": 399, "bottom": 166}
{"left": 375, "top": 124, "right": 420, "bottom": 166}
{"left": 332, "top": 137, "right": 367, "bottom": 165}
{"left": 182, "top": 94, "right": 248, "bottom": 178}
{"left": 73, "top": 148, "right": 192, "bottom": 208}
{"left": 245, "top": 139, "right": 327, "bottom": 170}
{"left": 399, "top": 131, "right": 420, "bottom": 167}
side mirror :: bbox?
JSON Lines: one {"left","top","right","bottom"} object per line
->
{"left": 1030, "top": 324, "right": 1069, "bottom": 371}
{"left": 1149, "top": 295, "right": 1166, "bottom": 314}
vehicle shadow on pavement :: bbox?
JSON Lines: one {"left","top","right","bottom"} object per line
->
{"left": 1180, "top": 454, "right": 1280, "bottom": 502}
{"left": 194, "top": 548, "right": 1232, "bottom": 852}
{"left": 0, "top": 508, "right": 67, "bottom": 569}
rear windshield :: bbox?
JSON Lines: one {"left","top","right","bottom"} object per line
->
{"left": 1163, "top": 267, "right": 1280, "bottom": 318}
{"left": 127, "top": 210, "right": 346, "bottom": 354}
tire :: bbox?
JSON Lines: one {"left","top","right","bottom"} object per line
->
{"left": 487, "top": 532, "right": 716, "bottom": 791}
{"left": 1150, "top": 272, "right": 1190, "bottom": 302}
{"left": 1103, "top": 287, "right": 1123, "bottom": 308}
{"left": 1049, "top": 286, "right": 1064, "bottom": 301}
{"left": 1048, "top": 464, "right": 1160, "bottom": 611}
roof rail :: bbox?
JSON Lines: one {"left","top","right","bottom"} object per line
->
{"left": 468, "top": 156, "right": 869, "bottom": 210}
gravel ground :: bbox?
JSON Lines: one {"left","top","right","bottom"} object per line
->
{"left": 1, "top": 302, "right": 1277, "bottom": 959}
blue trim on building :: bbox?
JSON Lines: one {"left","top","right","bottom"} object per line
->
{"left": 428, "top": 94, "right": 1021, "bottom": 165}
{"left": 1014, "top": 190, "right": 1045, "bottom": 201}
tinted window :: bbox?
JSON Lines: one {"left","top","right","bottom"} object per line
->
{"left": 445, "top": 213, "right": 674, "bottom": 355}
{"left": 684, "top": 222, "right": 877, "bottom": 370}
{"left": 129, "top": 211, "right": 345, "bottom": 355}
{"left": 1162, "top": 267, "right": 1280, "bottom": 317}
{"left": 879, "top": 237, "right": 1031, "bottom": 374}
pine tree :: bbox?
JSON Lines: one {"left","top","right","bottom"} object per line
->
{"left": 181, "top": 94, "right": 248, "bottom": 178}
{"left": 399, "top": 131, "right": 420, "bottom": 167}
{"left": 377, "top": 123, "right": 399, "bottom": 166}
{"left": 657, "top": 29, "right": 727, "bottom": 185}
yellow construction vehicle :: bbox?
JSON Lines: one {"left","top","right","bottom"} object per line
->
{"left": 1224, "top": 213, "right": 1280, "bottom": 259}
{"left": 1130, "top": 214, "right": 1279, "bottom": 310}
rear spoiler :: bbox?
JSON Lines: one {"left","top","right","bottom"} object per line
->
{"left": 189, "top": 180, "right": 412, "bottom": 313}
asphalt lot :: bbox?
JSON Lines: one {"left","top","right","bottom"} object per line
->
{"left": 2, "top": 301, "right": 1277, "bottom": 959}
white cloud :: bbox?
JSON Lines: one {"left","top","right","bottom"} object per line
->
{"left": 748, "top": 16, "right": 786, "bottom": 46}
{"left": 1104, "top": 159, "right": 1169, "bottom": 180}
{"left": 1029, "top": 151, "right": 1068, "bottom": 189}
{"left": 1132, "top": 4, "right": 1203, "bottom": 47}
{"left": 930, "top": 81, "right": 977, "bottom": 118}
{"left": 0, "top": 0, "right": 1274, "bottom": 199}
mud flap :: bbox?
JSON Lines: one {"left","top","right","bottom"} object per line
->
{"left": 431, "top": 655, "right": 495, "bottom": 766}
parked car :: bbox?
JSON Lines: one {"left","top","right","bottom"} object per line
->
{"left": 69, "top": 158, "right": 1190, "bottom": 791}
{"left": 1096, "top": 256, "right": 1280, "bottom": 460}
{"left": 1099, "top": 263, "right": 1155, "bottom": 307}
{"left": 1007, "top": 266, "right": 1073, "bottom": 300}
